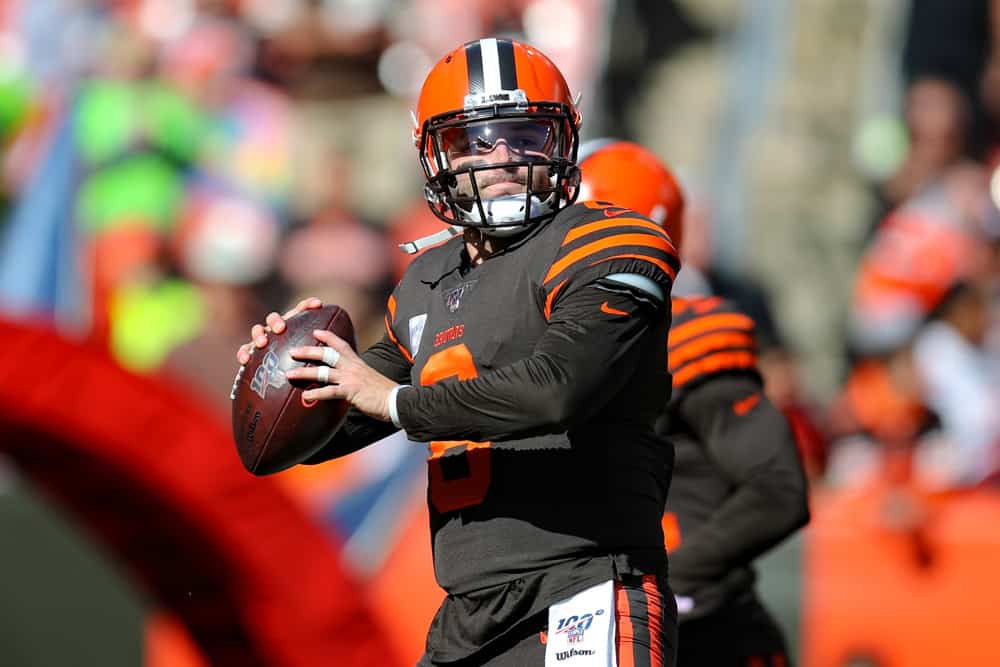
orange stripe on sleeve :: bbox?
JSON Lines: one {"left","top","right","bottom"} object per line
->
{"left": 562, "top": 218, "right": 672, "bottom": 245}
{"left": 588, "top": 253, "right": 677, "bottom": 282}
{"left": 671, "top": 297, "right": 693, "bottom": 317}
{"left": 691, "top": 296, "right": 723, "bottom": 314}
{"left": 384, "top": 314, "right": 413, "bottom": 364}
{"left": 669, "top": 312, "right": 755, "bottom": 348}
{"left": 544, "top": 279, "right": 568, "bottom": 320}
{"left": 669, "top": 331, "right": 755, "bottom": 369}
{"left": 672, "top": 351, "right": 757, "bottom": 387}
{"left": 544, "top": 233, "right": 676, "bottom": 284}
{"left": 387, "top": 294, "right": 397, "bottom": 324}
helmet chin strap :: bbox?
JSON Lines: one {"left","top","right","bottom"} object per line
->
{"left": 398, "top": 225, "right": 463, "bottom": 255}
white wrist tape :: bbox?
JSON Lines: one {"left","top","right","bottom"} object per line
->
{"left": 388, "top": 385, "right": 410, "bottom": 428}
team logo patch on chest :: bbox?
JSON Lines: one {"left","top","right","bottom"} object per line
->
{"left": 443, "top": 280, "right": 477, "bottom": 312}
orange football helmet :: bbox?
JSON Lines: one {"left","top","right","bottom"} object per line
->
{"left": 578, "top": 139, "right": 685, "bottom": 251}
{"left": 413, "top": 38, "right": 582, "bottom": 234}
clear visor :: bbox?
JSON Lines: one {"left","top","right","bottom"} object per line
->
{"left": 438, "top": 118, "right": 560, "bottom": 165}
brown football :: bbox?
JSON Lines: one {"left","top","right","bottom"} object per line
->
{"left": 231, "top": 305, "right": 355, "bottom": 475}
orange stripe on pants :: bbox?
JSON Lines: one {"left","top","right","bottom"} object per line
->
{"left": 616, "top": 582, "right": 636, "bottom": 667}
{"left": 642, "top": 575, "right": 664, "bottom": 667}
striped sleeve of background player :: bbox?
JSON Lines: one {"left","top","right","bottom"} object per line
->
{"left": 541, "top": 208, "right": 680, "bottom": 319}
{"left": 668, "top": 297, "right": 760, "bottom": 394}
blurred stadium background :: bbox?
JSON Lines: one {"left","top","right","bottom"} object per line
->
{"left": 0, "top": 0, "right": 999, "bottom": 665}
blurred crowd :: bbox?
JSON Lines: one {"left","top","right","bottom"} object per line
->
{"left": 829, "top": 0, "right": 1000, "bottom": 491}
{"left": 0, "top": 0, "right": 998, "bottom": 497}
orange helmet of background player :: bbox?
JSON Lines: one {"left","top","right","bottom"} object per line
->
{"left": 578, "top": 139, "right": 685, "bottom": 251}
{"left": 413, "top": 38, "right": 582, "bottom": 232}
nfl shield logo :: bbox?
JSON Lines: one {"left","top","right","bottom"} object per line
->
{"left": 443, "top": 281, "right": 476, "bottom": 313}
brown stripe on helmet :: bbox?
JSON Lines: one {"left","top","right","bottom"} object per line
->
{"left": 465, "top": 40, "right": 484, "bottom": 94}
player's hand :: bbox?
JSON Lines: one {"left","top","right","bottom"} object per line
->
{"left": 286, "top": 329, "right": 398, "bottom": 422}
{"left": 235, "top": 297, "right": 324, "bottom": 365}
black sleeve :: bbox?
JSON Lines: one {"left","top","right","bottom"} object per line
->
{"left": 669, "top": 374, "right": 810, "bottom": 580}
{"left": 396, "top": 280, "right": 666, "bottom": 442}
{"left": 302, "top": 334, "right": 412, "bottom": 464}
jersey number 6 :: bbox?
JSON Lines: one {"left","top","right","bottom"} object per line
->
{"left": 420, "top": 344, "right": 492, "bottom": 512}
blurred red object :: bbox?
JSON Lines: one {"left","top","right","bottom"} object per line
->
{"left": 0, "top": 318, "right": 401, "bottom": 667}
{"left": 784, "top": 403, "right": 829, "bottom": 481}
{"left": 145, "top": 611, "right": 209, "bottom": 667}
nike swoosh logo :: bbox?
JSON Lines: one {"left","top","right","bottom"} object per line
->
{"left": 733, "top": 393, "right": 761, "bottom": 416}
{"left": 603, "top": 207, "right": 631, "bottom": 217}
{"left": 600, "top": 301, "right": 630, "bottom": 316}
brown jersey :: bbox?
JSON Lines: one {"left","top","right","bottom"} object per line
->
{"left": 310, "top": 201, "right": 679, "bottom": 660}
{"left": 660, "top": 296, "right": 808, "bottom": 620}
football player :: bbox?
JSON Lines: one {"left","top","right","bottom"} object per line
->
{"left": 238, "top": 40, "right": 680, "bottom": 666}
{"left": 579, "top": 140, "right": 810, "bottom": 667}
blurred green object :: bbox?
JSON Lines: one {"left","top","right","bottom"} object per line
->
{"left": 76, "top": 154, "right": 185, "bottom": 233}
{"left": 74, "top": 81, "right": 132, "bottom": 166}
{"left": 76, "top": 154, "right": 184, "bottom": 233}
{"left": 73, "top": 80, "right": 208, "bottom": 234}
{"left": 853, "top": 114, "right": 909, "bottom": 181}
{"left": 74, "top": 80, "right": 207, "bottom": 166}
{"left": 0, "top": 69, "right": 32, "bottom": 143}
{"left": 109, "top": 278, "right": 205, "bottom": 372}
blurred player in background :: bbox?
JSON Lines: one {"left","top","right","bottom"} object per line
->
{"left": 239, "top": 39, "right": 680, "bottom": 666}
{"left": 580, "top": 140, "right": 810, "bottom": 666}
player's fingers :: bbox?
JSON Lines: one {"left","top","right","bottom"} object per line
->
{"left": 287, "top": 365, "right": 341, "bottom": 384}
{"left": 250, "top": 324, "right": 269, "bottom": 348}
{"left": 281, "top": 297, "right": 323, "bottom": 320}
{"left": 236, "top": 343, "right": 253, "bottom": 365}
{"left": 311, "top": 329, "right": 354, "bottom": 357}
{"left": 288, "top": 344, "right": 326, "bottom": 363}
{"left": 302, "top": 383, "right": 345, "bottom": 402}
{"left": 265, "top": 311, "right": 286, "bottom": 334}
{"left": 319, "top": 346, "right": 341, "bottom": 368}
